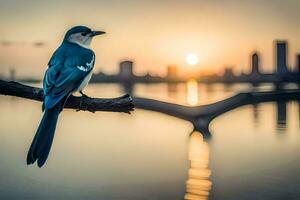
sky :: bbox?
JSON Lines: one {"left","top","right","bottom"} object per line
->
{"left": 0, "top": 0, "right": 300, "bottom": 78}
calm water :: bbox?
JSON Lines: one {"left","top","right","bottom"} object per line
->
{"left": 0, "top": 83, "right": 300, "bottom": 200}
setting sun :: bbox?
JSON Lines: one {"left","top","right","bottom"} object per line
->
{"left": 186, "top": 53, "right": 199, "bottom": 65}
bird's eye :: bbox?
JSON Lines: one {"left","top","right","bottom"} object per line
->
{"left": 81, "top": 32, "right": 87, "bottom": 36}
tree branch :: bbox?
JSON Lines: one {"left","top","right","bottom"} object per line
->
{"left": 0, "top": 80, "right": 134, "bottom": 114}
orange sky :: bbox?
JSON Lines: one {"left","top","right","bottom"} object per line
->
{"left": 0, "top": 0, "right": 300, "bottom": 78}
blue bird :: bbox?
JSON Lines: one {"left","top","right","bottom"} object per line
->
{"left": 26, "top": 26, "right": 105, "bottom": 167}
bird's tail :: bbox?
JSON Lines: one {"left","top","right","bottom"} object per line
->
{"left": 26, "top": 103, "right": 62, "bottom": 167}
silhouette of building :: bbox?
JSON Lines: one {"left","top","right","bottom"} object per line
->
{"left": 251, "top": 52, "right": 260, "bottom": 75}
{"left": 276, "top": 41, "right": 289, "bottom": 75}
{"left": 119, "top": 61, "right": 133, "bottom": 81}
{"left": 223, "top": 67, "right": 235, "bottom": 80}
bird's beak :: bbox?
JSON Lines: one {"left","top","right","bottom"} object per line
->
{"left": 90, "top": 30, "right": 106, "bottom": 37}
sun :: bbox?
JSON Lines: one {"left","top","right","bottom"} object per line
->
{"left": 186, "top": 53, "right": 199, "bottom": 65}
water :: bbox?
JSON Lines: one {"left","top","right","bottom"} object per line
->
{"left": 0, "top": 83, "right": 299, "bottom": 200}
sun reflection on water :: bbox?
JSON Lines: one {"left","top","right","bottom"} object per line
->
{"left": 185, "top": 132, "right": 212, "bottom": 200}
{"left": 187, "top": 80, "right": 199, "bottom": 106}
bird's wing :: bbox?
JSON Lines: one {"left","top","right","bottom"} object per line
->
{"left": 43, "top": 50, "right": 95, "bottom": 110}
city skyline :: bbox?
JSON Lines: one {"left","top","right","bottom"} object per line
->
{"left": 3, "top": 40, "right": 300, "bottom": 84}
{"left": 1, "top": 0, "right": 300, "bottom": 78}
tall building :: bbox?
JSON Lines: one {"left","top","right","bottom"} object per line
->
{"left": 223, "top": 67, "right": 234, "bottom": 78}
{"left": 276, "top": 41, "right": 289, "bottom": 74}
{"left": 251, "top": 52, "right": 260, "bottom": 75}
{"left": 119, "top": 61, "right": 133, "bottom": 81}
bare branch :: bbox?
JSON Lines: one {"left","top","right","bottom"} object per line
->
{"left": 0, "top": 80, "right": 134, "bottom": 114}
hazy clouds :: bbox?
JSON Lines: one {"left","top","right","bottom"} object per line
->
{"left": 0, "top": 40, "right": 45, "bottom": 47}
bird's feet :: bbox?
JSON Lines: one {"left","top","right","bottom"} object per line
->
{"left": 80, "top": 91, "right": 90, "bottom": 98}
{"left": 76, "top": 91, "right": 90, "bottom": 111}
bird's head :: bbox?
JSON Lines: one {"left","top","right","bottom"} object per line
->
{"left": 64, "top": 26, "right": 105, "bottom": 48}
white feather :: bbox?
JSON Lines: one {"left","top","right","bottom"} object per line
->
{"left": 75, "top": 55, "right": 95, "bottom": 93}
{"left": 76, "top": 70, "right": 93, "bottom": 92}
{"left": 77, "top": 65, "right": 88, "bottom": 72}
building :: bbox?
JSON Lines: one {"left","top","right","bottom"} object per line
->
{"left": 251, "top": 52, "right": 260, "bottom": 75}
{"left": 276, "top": 41, "right": 289, "bottom": 75}
{"left": 119, "top": 61, "right": 133, "bottom": 81}
{"left": 223, "top": 68, "right": 235, "bottom": 80}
